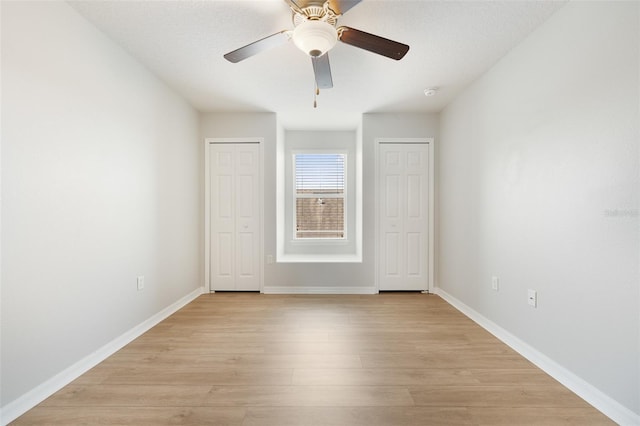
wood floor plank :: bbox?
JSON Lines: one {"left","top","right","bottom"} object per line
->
{"left": 466, "top": 407, "right": 614, "bottom": 425}
{"left": 102, "top": 367, "right": 293, "bottom": 386}
{"left": 102, "top": 353, "right": 362, "bottom": 369}
{"left": 40, "top": 384, "right": 213, "bottom": 407}
{"left": 11, "top": 293, "right": 614, "bottom": 425}
{"left": 243, "top": 406, "right": 474, "bottom": 426}
{"left": 261, "top": 340, "right": 418, "bottom": 354}
{"left": 12, "top": 406, "right": 246, "bottom": 426}
{"left": 204, "top": 385, "right": 415, "bottom": 407}
{"left": 409, "top": 384, "right": 592, "bottom": 408}
{"left": 117, "top": 340, "right": 266, "bottom": 355}
{"left": 182, "top": 353, "right": 362, "bottom": 369}
{"left": 468, "top": 368, "right": 561, "bottom": 386}
{"left": 189, "top": 331, "right": 330, "bottom": 343}
{"left": 360, "top": 352, "right": 535, "bottom": 370}
{"left": 292, "top": 368, "right": 480, "bottom": 386}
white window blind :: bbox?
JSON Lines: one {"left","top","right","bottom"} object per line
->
{"left": 294, "top": 153, "right": 346, "bottom": 239}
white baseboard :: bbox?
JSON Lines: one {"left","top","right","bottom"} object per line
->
{"left": 435, "top": 287, "right": 640, "bottom": 426}
{"left": 263, "top": 286, "right": 377, "bottom": 295}
{"left": 0, "top": 286, "right": 205, "bottom": 426}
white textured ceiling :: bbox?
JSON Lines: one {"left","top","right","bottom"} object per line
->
{"left": 68, "top": 0, "right": 565, "bottom": 129}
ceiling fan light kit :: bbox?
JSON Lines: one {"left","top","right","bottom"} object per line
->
{"left": 292, "top": 20, "right": 338, "bottom": 57}
{"left": 223, "top": 0, "right": 409, "bottom": 106}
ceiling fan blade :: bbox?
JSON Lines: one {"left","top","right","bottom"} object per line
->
{"left": 223, "top": 30, "right": 290, "bottom": 63}
{"left": 312, "top": 53, "right": 333, "bottom": 89}
{"left": 338, "top": 26, "right": 409, "bottom": 60}
{"left": 327, "top": 0, "right": 362, "bottom": 15}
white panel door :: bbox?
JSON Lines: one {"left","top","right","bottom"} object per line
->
{"left": 379, "top": 143, "right": 429, "bottom": 291}
{"left": 210, "top": 143, "right": 260, "bottom": 291}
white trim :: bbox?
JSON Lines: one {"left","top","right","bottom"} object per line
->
{"left": 275, "top": 253, "right": 362, "bottom": 263}
{"left": 0, "top": 286, "right": 205, "bottom": 426}
{"left": 435, "top": 287, "right": 640, "bottom": 426}
{"left": 374, "top": 138, "right": 435, "bottom": 293}
{"left": 263, "top": 286, "right": 376, "bottom": 294}
{"left": 292, "top": 150, "right": 347, "bottom": 242}
{"left": 203, "top": 140, "right": 211, "bottom": 292}
{"left": 204, "top": 138, "right": 265, "bottom": 293}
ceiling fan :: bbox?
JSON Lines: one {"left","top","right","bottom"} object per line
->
{"left": 223, "top": 0, "right": 409, "bottom": 102}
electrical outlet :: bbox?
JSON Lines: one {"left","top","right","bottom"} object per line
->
{"left": 491, "top": 276, "right": 499, "bottom": 291}
{"left": 528, "top": 289, "right": 537, "bottom": 307}
{"left": 267, "top": 255, "right": 274, "bottom": 264}
{"left": 137, "top": 276, "right": 145, "bottom": 291}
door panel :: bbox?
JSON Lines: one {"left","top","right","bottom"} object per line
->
{"left": 215, "top": 232, "right": 234, "bottom": 289}
{"left": 407, "top": 232, "right": 421, "bottom": 276}
{"left": 379, "top": 143, "right": 429, "bottom": 291}
{"left": 237, "top": 175, "right": 253, "bottom": 217}
{"left": 217, "top": 175, "right": 233, "bottom": 218}
{"left": 210, "top": 143, "right": 261, "bottom": 291}
{"left": 238, "top": 232, "right": 255, "bottom": 277}
{"left": 385, "top": 232, "right": 400, "bottom": 275}
{"left": 407, "top": 174, "right": 422, "bottom": 218}
{"left": 385, "top": 175, "right": 400, "bottom": 218}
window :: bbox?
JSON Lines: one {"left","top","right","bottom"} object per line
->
{"left": 294, "top": 153, "right": 346, "bottom": 239}
{"left": 277, "top": 129, "right": 361, "bottom": 263}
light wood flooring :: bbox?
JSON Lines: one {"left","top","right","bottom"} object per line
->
{"left": 13, "top": 293, "right": 613, "bottom": 425}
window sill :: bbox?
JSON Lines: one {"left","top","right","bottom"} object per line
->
{"left": 277, "top": 253, "right": 362, "bottom": 263}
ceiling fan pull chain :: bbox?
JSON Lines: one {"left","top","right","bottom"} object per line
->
{"left": 314, "top": 84, "right": 319, "bottom": 108}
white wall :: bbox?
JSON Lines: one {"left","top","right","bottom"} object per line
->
{"left": 279, "top": 130, "right": 359, "bottom": 261}
{"left": 201, "top": 113, "right": 438, "bottom": 292}
{"left": 1, "top": 0, "right": 201, "bottom": 414}
{"left": 438, "top": 1, "right": 639, "bottom": 418}
{"left": 271, "top": 114, "right": 437, "bottom": 291}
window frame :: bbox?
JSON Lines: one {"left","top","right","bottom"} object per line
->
{"left": 292, "top": 150, "right": 348, "bottom": 241}
{"left": 277, "top": 129, "right": 361, "bottom": 263}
